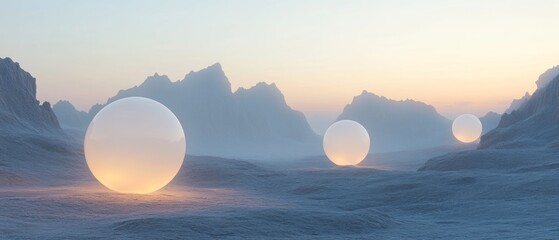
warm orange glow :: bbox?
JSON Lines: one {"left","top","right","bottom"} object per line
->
{"left": 84, "top": 97, "right": 186, "bottom": 194}
{"left": 323, "top": 120, "right": 370, "bottom": 166}
{"left": 452, "top": 114, "right": 482, "bottom": 143}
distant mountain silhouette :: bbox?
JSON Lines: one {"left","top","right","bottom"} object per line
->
{"left": 0, "top": 57, "right": 60, "bottom": 132}
{"left": 56, "top": 63, "right": 320, "bottom": 159}
{"left": 479, "top": 111, "right": 501, "bottom": 134}
{"left": 52, "top": 100, "right": 89, "bottom": 130}
{"left": 336, "top": 91, "right": 455, "bottom": 153}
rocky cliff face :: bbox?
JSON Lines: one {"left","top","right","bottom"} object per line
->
{"left": 504, "top": 92, "right": 531, "bottom": 114}
{"left": 336, "top": 91, "right": 454, "bottom": 153}
{"left": 480, "top": 74, "right": 559, "bottom": 149}
{"left": 0, "top": 57, "right": 60, "bottom": 132}
{"left": 536, "top": 65, "right": 559, "bottom": 89}
{"left": 0, "top": 57, "right": 81, "bottom": 182}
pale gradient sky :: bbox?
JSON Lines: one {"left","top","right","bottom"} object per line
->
{"left": 1, "top": 0, "right": 558, "bottom": 133}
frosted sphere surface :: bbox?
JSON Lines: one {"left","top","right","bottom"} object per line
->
{"left": 84, "top": 97, "right": 186, "bottom": 194}
{"left": 452, "top": 114, "right": 483, "bottom": 143}
{"left": 323, "top": 120, "right": 370, "bottom": 166}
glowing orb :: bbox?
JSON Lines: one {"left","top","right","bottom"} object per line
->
{"left": 84, "top": 97, "right": 186, "bottom": 194}
{"left": 452, "top": 114, "right": 483, "bottom": 143}
{"left": 323, "top": 120, "right": 370, "bottom": 166}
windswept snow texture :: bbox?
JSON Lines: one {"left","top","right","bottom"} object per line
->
{"left": 1, "top": 153, "right": 559, "bottom": 239}
{"left": 0, "top": 58, "right": 84, "bottom": 187}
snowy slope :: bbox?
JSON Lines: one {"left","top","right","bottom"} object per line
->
{"left": 481, "top": 74, "right": 559, "bottom": 149}
{"left": 1, "top": 155, "right": 558, "bottom": 239}
{"left": 0, "top": 58, "right": 84, "bottom": 185}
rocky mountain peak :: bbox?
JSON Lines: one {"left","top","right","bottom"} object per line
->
{"left": 0, "top": 57, "right": 60, "bottom": 131}
{"left": 180, "top": 63, "right": 232, "bottom": 95}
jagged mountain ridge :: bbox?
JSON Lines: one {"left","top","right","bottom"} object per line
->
{"left": 59, "top": 63, "right": 320, "bottom": 159}
{"left": 480, "top": 74, "right": 559, "bottom": 149}
{"left": 536, "top": 65, "right": 559, "bottom": 89}
{"left": 505, "top": 92, "right": 531, "bottom": 114}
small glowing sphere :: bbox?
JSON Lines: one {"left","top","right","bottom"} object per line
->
{"left": 84, "top": 97, "right": 186, "bottom": 194}
{"left": 452, "top": 114, "right": 483, "bottom": 143}
{"left": 323, "top": 120, "right": 370, "bottom": 166}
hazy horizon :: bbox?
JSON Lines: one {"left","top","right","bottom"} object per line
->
{"left": 2, "top": 0, "right": 558, "bottom": 133}
{"left": 3, "top": 2, "right": 559, "bottom": 238}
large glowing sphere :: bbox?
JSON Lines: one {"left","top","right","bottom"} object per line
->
{"left": 323, "top": 120, "right": 370, "bottom": 166}
{"left": 452, "top": 114, "right": 483, "bottom": 143}
{"left": 84, "top": 97, "right": 186, "bottom": 194}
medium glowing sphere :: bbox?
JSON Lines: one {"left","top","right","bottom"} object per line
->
{"left": 452, "top": 114, "right": 483, "bottom": 143}
{"left": 84, "top": 97, "right": 186, "bottom": 194}
{"left": 323, "top": 120, "right": 370, "bottom": 166}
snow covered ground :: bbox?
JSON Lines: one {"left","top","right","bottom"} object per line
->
{"left": 1, "top": 151, "right": 558, "bottom": 239}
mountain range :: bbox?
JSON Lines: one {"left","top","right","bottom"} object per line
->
{"left": 5, "top": 55, "right": 559, "bottom": 170}
{"left": 56, "top": 64, "right": 321, "bottom": 159}
{"left": 336, "top": 91, "right": 502, "bottom": 153}
{"left": 336, "top": 91, "right": 455, "bottom": 153}
{"left": 53, "top": 63, "right": 505, "bottom": 157}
